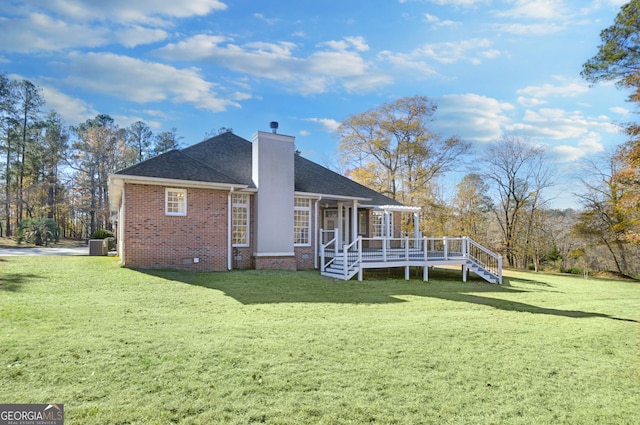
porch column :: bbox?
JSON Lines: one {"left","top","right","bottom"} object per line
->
{"left": 337, "top": 203, "right": 343, "bottom": 248}
{"left": 352, "top": 200, "right": 358, "bottom": 243}
{"left": 385, "top": 211, "right": 391, "bottom": 238}
{"left": 413, "top": 212, "right": 420, "bottom": 239}
{"left": 344, "top": 204, "right": 350, "bottom": 245}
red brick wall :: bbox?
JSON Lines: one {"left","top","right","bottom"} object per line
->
{"left": 295, "top": 246, "right": 315, "bottom": 270}
{"left": 123, "top": 184, "right": 229, "bottom": 271}
{"left": 255, "top": 255, "right": 297, "bottom": 270}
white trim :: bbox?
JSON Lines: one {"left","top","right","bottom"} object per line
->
{"left": 294, "top": 197, "right": 312, "bottom": 246}
{"left": 231, "top": 193, "right": 250, "bottom": 247}
{"left": 165, "top": 188, "right": 187, "bottom": 216}
{"left": 227, "top": 189, "right": 233, "bottom": 271}
{"left": 295, "top": 191, "right": 371, "bottom": 202}
{"left": 365, "top": 204, "right": 421, "bottom": 213}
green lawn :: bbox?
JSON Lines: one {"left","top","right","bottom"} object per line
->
{"left": 1, "top": 256, "right": 639, "bottom": 424}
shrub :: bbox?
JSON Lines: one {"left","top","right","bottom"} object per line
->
{"left": 17, "top": 218, "right": 60, "bottom": 246}
{"left": 90, "top": 229, "right": 114, "bottom": 239}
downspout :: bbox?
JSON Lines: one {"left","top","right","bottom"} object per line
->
{"left": 227, "top": 188, "right": 234, "bottom": 271}
{"left": 119, "top": 189, "right": 125, "bottom": 263}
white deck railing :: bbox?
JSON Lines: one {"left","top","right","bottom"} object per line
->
{"left": 320, "top": 232, "right": 503, "bottom": 283}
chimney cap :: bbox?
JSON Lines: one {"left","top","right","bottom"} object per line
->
{"left": 269, "top": 121, "right": 279, "bottom": 133}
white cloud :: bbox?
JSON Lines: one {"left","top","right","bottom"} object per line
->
{"left": 320, "top": 36, "right": 369, "bottom": 52}
{"left": 0, "top": 0, "right": 223, "bottom": 52}
{"left": 509, "top": 108, "right": 621, "bottom": 143}
{"left": 429, "top": 0, "right": 490, "bottom": 6}
{"left": 29, "top": 0, "right": 227, "bottom": 24}
{"left": 0, "top": 13, "right": 108, "bottom": 52}
{"left": 415, "top": 38, "right": 497, "bottom": 64}
{"left": 303, "top": 118, "right": 341, "bottom": 133}
{"left": 64, "top": 52, "right": 239, "bottom": 112}
{"left": 497, "top": 0, "right": 568, "bottom": 20}
{"left": 517, "top": 81, "right": 590, "bottom": 107}
{"left": 610, "top": 106, "right": 631, "bottom": 115}
{"left": 40, "top": 84, "right": 97, "bottom": 125}
{"left": 115, "top": 26, "right": 169, "bottom": 48}
{"left": 434, "top": 93, "right": 516, "bottom": 142}
{"left": 154, "top": 35, "right": 390, "bottom": 95}
{"left": 424, "top": 13, "right": 459, "bottom": 28}
{"left": 493, "top": 22, "right": 564, "bottom": 35}
{"left": 552, "top": 132, "right": 606, "bottom": 162}
{"left": 377, "top": 50, "right": 439, "bottom": 77}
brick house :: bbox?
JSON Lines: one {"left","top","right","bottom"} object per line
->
{"left": 108, "top": 127, "right": 412, "bottom": 272}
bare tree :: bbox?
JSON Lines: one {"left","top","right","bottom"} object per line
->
{"left": 482, "top": 135, "right": 555, "bottom": 267}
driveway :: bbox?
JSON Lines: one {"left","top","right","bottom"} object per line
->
{"left": 0, "top": 246, "right": 88, "bottom": 256}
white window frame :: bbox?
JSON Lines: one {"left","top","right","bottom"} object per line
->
{"left": 294, "top": 197, "right": 311, "bottom": 246}
{"left": 232, "top": 193, "right": 250, "bottom": 247}
{"left": 165, "top": 188, "right": 187, "bottom": 216}
{"left": 372, "top": 210, "right": 393, "bottom": 238}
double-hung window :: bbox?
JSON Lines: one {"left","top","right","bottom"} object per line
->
{"left": 232, "top": 194, "right": 250, "bottom": 246}
{"left": 165, "top": 188, "right": 187, "bottom": 216}
{"left": 294, "top": 197, "right": 311, "bottom": 245}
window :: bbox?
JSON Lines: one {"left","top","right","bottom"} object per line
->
{"left": 165, "top": 188, "right": 187, "bottom": 216}
{"left": 372, "top": 210, "right": 393, "bottom": 238}
{"left": 294, "top": 197, "right": 311, "bottom": 245}
{"left": 232, "top": 193, "right": 250, "bottom": 246}
{"left": 358, "top": 210, "right": 368, "bottom": 236}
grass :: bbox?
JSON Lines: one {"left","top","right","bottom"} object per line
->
{"left": 1, "top": 257, "right": 639, "bottom": 424}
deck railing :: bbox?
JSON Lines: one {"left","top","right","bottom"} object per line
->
{"left": 358, "top": 237, "right": 468, "bottom": 262}
{"left": 320, "top": 233, "right": 502, "bottom": 283}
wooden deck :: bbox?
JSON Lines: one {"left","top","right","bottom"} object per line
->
{"left": 320, "top": 236, "right": 502, "bottom": 283}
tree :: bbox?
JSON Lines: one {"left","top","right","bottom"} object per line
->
{"left": 41, "top": 111, "right": 69, "bottom": 220}
{"left": 153, "top": 128, "right": 182, "bottom": 155}
{"left": 13, "top": 80, "right": 45, "bottom": 225}
{"left": 581, "top": 0, "right": 640, "bottom": 93}
{"left": 0, "top": 73, "right": 15, "bottom": 236}
{"left": 337, "top": 95, "right": 470, "bottom": 206}
{"left": 70, "top": 114, "right": 125, "bottom": 235}
{"left": 582, "top": 0, "right": 640, "bottom": 245}
{"left": 126, "top": 121, "right": 153, "bottom": 163}
{"left": 451, "top": 173, "right": 493, "bottom": 240}
{"left": 574, "top": 153, "right": 635, "bottom": 276}
{"left": 482, "top": 135, "right": 555, "bottom": 267}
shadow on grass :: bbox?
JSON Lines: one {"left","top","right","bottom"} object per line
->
{"left": 139, "top": 267, "right": 638, "bottom": 323}
{"left": 0, "top": 273, "right": 42, "bottom": 292}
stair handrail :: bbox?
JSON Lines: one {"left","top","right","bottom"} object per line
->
{"left": 320, "top": 228, "right": 337, "bottom": 272}
{"left": 342, "top": 237, "right": 361, "bottom": 280}
{"left": 466, "top": 237, "right": 503, "bottom": 284}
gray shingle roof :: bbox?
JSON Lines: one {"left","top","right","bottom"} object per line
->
{"left": 116, "top": 132, "right": 401, "bottom": 206}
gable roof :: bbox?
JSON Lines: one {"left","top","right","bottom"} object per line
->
{"left": 114, "top": 132, "right": 402, "bottom": 206}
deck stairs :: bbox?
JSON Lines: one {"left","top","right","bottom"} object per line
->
{"left": 322, "top": 256, "right": 360, "bottom": 281}
{"left": 464, "top": 260, "right": 501, "bottom": 284}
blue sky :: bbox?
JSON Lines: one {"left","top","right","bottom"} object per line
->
{"left": 0, "top": 0, "right": 634, "bottom": 205}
